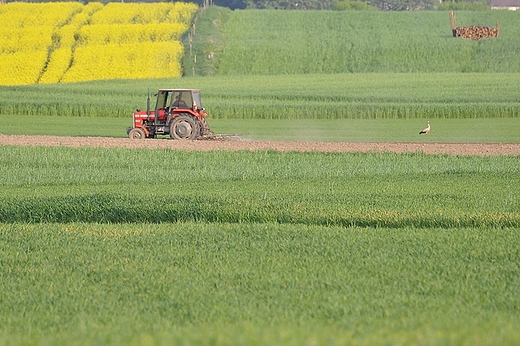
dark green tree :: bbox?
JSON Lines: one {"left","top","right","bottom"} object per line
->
{"left": 368, "top": 0, "right": 438, "bottom": 10}
{"left": 243, "top": 0, "right": 337, "bottom": 9}
{"left": 334, "top": 0, "right": 378, "bottom": 10}
{"left": 213, "top": 0, "right": 247, "bottom": 9}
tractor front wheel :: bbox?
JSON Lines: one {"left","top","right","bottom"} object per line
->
{"left": 128, "top": 127, "right": 146, "bottom": 140}
{"left": 170, "top": 114, "right": 200, "bottom": 140}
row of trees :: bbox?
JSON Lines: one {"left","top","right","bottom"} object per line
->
{"left": 2, "top": 0, "right": 493, "bottom": 11}
{"left": 207, "top": 0, "right": 491, "bottom": 10}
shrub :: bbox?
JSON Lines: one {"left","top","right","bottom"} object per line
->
{"left": 334, "top": 0, "right": 378, "bottom": 11}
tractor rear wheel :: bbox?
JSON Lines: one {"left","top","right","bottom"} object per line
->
{"left": 170, "top": 114, "right": 200, "bottom": 140}
{"left": 128, "top": 127, "right": 146, "bottom": 140}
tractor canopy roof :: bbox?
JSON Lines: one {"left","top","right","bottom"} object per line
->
{"left": 158, "top": 89, "right": 200, "bottom": 92}
{"left": 155, "top": 89, "right": 203, "bottom": 109}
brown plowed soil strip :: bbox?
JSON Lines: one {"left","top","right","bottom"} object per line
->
{"left": 1, "top": 134, "right": 519, "bottom": 156}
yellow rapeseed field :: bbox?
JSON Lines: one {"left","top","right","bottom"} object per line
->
{"left": 0, "top": 2, "right": 197, "bottom": 85}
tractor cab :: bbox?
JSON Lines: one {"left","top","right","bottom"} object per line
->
{"left": 128, "top": 88, "right": 212, "bottom": 140}
{"left": 156, "top": 89, "right": 203, "bottom": 112}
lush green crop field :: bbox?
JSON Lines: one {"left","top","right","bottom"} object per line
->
{"left": 200, "top": 73, "right": 520, "bottom": 120}
{"left": 1, "top": 73, "right": 519, "bottom": 120}
{"left": 1, "top": 146, "right": 519, "bottom": 344}
{"left": 1, "top": 146, "right": 519, "bottom": 227}
{"left": 217, "top": 11, "right": 520, "bottom": 75}
{"left": 1, "top": 223, "right": 519, "bottom": 345}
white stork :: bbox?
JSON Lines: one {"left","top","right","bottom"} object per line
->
{"left": 419, "top": 121, "right": 430, "bottom": 135}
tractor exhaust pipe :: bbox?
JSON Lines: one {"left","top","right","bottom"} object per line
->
{"left": 147, "top": 88, "right": 151, "bottom": 116}
{"left": 149, "top": 88, "right": 157, "bottom": 133}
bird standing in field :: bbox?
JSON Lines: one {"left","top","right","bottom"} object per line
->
{"left": 419, "top": 121, "right": 430, "bottom": 135}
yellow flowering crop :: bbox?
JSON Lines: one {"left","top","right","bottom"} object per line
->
{"left": 0, "top": 27, "right": 54, "bottom": 54}
{"left": 0, "top": 51, "right": 48, "bottom": 86}
{"left": 38, "top": 3, "right": 104, "bottom": 84}
{"left": 0, "top": 2, "right": 82, "bottom": 28}
{"left": 61, "top": 42, "right": 183, "bottom": 82}
{"left": 68, "top": 2, "right": 104, "bottom": 27}
{"left": 38, "top": 48, "right": 73, "bottom": 85}
{"left": 0, "top": 2, "right": 197, "bottom": 86}
{"left": 76, "top": 23, "right": 188, "bottom": 46}
{"left": 166, "top": 2, "right": 199, "bottom": 26}
{"left": 89, "top": 2, "right": 196, "bottom": 25}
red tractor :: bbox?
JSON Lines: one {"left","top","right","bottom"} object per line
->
{"left": 127, "top": 89, "right": 213, "bottom": 140}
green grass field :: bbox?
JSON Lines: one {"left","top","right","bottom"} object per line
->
{"left": 2, "top": 115, "right": 520, "bottom": 143}
{"left": 1, "top": 73, "right": 519, "bottom": 121}
{"left": 215, "top": 11, "right": 520, "bottom": 75}
{"left": 2, "top": 146, "right": 519, "bottom": 226}
{"left": 2, "top": 223, "right": 519, "bottom": 345}
{"left": 1, "top": 8, "right": 520, "bottom": 345}
{"left": 1, "top": 146, "right": 519, "bottom": 344}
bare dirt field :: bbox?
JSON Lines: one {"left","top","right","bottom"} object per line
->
{"left": 1, "top": 134, "right": 520, "bottom": 156}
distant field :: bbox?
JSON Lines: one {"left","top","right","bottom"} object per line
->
{"left": 216, "top": 10, "right": 520, "bottom": 75}
{"left": 1, "top": 73, "right": 519, "bottom": 120}
{"left": 2, "top": 7, "right": 519, "bottom": 86}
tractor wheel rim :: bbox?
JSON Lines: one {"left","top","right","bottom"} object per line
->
{"left": 130, "top": 129, "right": 144, "bottom": 139}
{"left": 176, "top": 121, "right": 192, "bottom": 138}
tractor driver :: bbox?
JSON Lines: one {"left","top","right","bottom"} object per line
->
{"left": 172, "top": 94, "right": 188, "bottom": 108}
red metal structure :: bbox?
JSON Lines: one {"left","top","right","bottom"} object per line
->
{"left": 127, "top": 89, "right": 212, "bottom": 140}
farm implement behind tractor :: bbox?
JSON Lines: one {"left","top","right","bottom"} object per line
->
{"left": 127, "top": 89, "right": 216, "bottom": 140}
